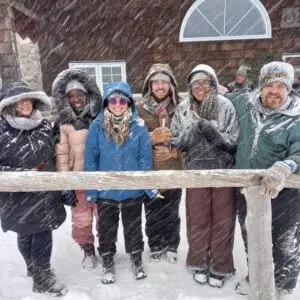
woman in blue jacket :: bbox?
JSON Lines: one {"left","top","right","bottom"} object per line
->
{"left": 84, "top": 82, "right": 159, "bottom": 284}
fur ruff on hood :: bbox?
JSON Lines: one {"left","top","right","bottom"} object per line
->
{"left": 142, "top": 63, "right": 179, "bottom": 105}
{"left": 52, "top": 68, "right": 102, "bottom": 125}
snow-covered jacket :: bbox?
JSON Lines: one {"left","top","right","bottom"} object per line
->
{"left": 52, "top": 69, "right": 102, "bottom": 171}
{"left": 0, "top": 84, "right": 66, "bottom": 234}
{"left": 171, "top": 65, "right": 239, "bottom": 170}
{"left": 84, "top": 82, "right": 157, "bottom": 201}
{"left": 229, "top": 90, "right": 300, "bottom": 172}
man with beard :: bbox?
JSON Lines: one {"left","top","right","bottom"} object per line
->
{"left": 138, "top": 63, "right": 182, "bottom": 263}
{"left": 231, "top": 62, "right": 300, "bottom": 300}
{"left": 227, "top": 65, "right": 254, "bottom": 94}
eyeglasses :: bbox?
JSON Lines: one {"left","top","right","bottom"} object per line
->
{"left": 108, "top": 97, "right": 129, "bottom": 105}
{"left": 191, "top": 80, "right": 211, "bottom": 89}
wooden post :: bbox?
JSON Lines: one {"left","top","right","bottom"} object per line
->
{"left": 243, "top": 186, "right": 276, "bottom": 300}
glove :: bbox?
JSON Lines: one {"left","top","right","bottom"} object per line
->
{"left": 151, "top": 127, "right": 172, "bottom": 145}
{"left": 259, "top": 162, "right": 292, "bottom": 199}
{"left": 61, "top": 190, "right": 77, "bottom": 207}
{"left": 198, "top": 118, "right": 235, "bottom": 152}
{"left": 153, "top": 146, "right": 177, "bottom": 163}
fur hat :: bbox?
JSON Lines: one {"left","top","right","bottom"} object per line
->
{"left": 0, "top": 81, "right": 52, "bottom": 115}
{"left": 259, "top": 62, "right": 294, "bottom": 91}
{"left": 65, "top": 80, "right": 87, "bottom": 94}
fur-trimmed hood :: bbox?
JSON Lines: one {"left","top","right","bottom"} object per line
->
{"left": 0, "top": 81, "right": 52, "bottom": 115}
{"left": 142, "top": 63, "right": 179, "bottom": 105}
{"left": 52, "top": 68, "right": 102, "bottom": 125}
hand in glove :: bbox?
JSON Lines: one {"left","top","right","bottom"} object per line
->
{"left": 61, "top": 190, "right": 77, "bottom": 207}
{"left": 197, "top": 118, "right": 235, "bottom": 152}
{"left": 153, "top": 146, "right": 177, "bottom": 162}
{"left": 259, "top": 161, "right": 292, "bottom": 199}
{"left": 151, "top": 127, "right": 172, "bottom": 145}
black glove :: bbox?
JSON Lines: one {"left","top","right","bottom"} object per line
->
{"left": 197, "top": 118, "right": 236, "bottom": 152}
{"left": 61, "top": 190, "right": 77, "bottom": 207}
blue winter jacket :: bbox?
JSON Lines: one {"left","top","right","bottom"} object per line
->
{"left": 84, "top": 82, "right": 157, "bottom": 201}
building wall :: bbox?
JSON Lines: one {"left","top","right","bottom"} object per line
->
{"left": 16, "top": 34, "right": 43, "bottom": 90}
{"left": 22, "top": 0, "right": 300, "bottom": 93}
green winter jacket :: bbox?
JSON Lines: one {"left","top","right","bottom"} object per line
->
{"left": 228, "top": 90, "right": 300, "bottom": 173}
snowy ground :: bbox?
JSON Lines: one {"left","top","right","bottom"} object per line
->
{"left": 0, "top": 190, "right": 299, "bottom": 300}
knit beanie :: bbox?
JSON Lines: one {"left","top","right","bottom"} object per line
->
{"left": 150, "top": 72, "right": 171, "bottom": 83}
{"left": 65, "top": 80, "right": 87, "bottom": 94}
{"left": 236, "top": 66, "right": 247, "bottom": 77}
{"left": 259, "top": 62, "right": 294, "bottom": 91}
{"left": 190, "top": 72, "right": 211, "bottom": 85}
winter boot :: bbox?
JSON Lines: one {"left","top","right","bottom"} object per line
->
{"left": 32, "top": 265, "right": 67, "bottom": 297}
{"left": 235, "top": 276, "right": 250, "bottom": 295}
{"left": 166, "top": 248, "right": 178, "bottom": 264}
{"left": 208, "top": 273, "right": 233, "bottom": 288}
{"left": 101, "top": 253, "right": 115, "bottom": 284}
{"left": 193, "top": 269, "right": 208, "bottom": 284}
{"left": 150, "top": 247, "right": 166, "bottom": 263}
{"left": 81, "top": 244, "right": 97, "bottom": 270}
{"left": 130, "top": 252, "right": 147, "bottom": 280}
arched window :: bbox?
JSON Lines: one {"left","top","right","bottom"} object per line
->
{"left": 179, "top": 0, "right": 272, "bottom": 42}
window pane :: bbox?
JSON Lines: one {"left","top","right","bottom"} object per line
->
{"left": 112, "top": 75, "right": 122, "bottom": 82}
{"left": 102, "top": 75, "right": 112, "bottom": 83}
{"left": 84, "top": 67, "right": 96, "bottom": 75}
{"left": 102, "top": 67, "right": 111, "bottom": 75}
{"left": 112, "top": 67, "right": 121, "bottom": 74}
{"left": 184, "top": 9, "right": 221, "bottom": 38}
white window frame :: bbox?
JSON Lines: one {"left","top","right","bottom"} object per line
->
{"left": 179, "top": 0, "right": 272, "bottom": 42}
{"left": 282, "top": 53, "right": 300, "bottom": 74}
{"left": 69, "top": 61, "right": 126, "bottom": 94}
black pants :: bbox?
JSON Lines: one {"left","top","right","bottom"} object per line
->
{"left": 17, "top": 230, "right": 53, "bottom": 269}
{"left": 144, "top": 189, "right": 181, "bottom": 252}
{"left": 97, "top": 197, "right": 144, "bottom": 256}
{"left": 237, "top": 188, "right": 300, "bottom": 290}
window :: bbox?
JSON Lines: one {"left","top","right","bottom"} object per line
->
{"left": 179, "top": 0, "right": 272, "bottom": 42}
{"left": 283, "top": 54, "right": 300, "bottom": 77}
{"left": 69, "top": 61, "right": 126, "bottom": 94}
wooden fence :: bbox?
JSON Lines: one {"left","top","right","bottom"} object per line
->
{"left": 1, "top": 169, "right": 300, "bottom": 300}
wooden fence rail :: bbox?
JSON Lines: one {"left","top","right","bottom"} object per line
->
{"left": 1, "top": 169, "right": 299, "bottom": 300}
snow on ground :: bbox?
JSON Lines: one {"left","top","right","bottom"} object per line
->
{"left": 0, "top": 190, "right": 299, "bottom": 300}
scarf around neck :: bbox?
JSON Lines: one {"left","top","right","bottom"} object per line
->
{"left": 103, "top": 107, "right": 132, "bottom": 145}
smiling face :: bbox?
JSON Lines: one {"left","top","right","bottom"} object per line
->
{"left": 15, "top": 98, "right": 34, "bottom": 117}
{"left": 107, "top": 95, "right": 129, "bottom": 116}
{"left": 67, "top": 90, "right": 86, "bottom": 113}
{"left": 151, "top": 80, "right": 170, "bottom": 102}
{"left": 261, "top": 81, "right": 289, "bottom": 110}
{"left": 191, "top": 79, "right": 212, "bottom": 102}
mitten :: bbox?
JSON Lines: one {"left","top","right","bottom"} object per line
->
{"left": 198, "top": 118, "right": 235, "bottom": 152}
{"left": 61, "top": 190, "right": 77, "bottom": 207}
{"left": 151, "top": 127, "right": 172, "bottom": 145}
{"left": 173, "top": 124, "right": 202, "bottom": 152}
{"left": 260, "top": 161, "right": 292, "bottom": 199}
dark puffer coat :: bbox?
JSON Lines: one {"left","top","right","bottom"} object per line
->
{"left": 0, "top": 119, "right": 66, "bottom": 234}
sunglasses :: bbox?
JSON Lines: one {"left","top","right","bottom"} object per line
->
{"left": 108, "top": 97, "right": 129, "bottom": 105}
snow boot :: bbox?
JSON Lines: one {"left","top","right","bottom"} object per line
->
{"left": 32, "top": 265, "right": 67, "bottom": 297}
{"left": 150, "top": 247, "right": 165, "bottom": 263}
{"left": 81, "top": 243, "right": 97, "bottom": 270}
{"left": 130, "top": 252, "right": 147, "bottom": 280}
{"left": 208, "top": 273, "right": 233, "bottom": 288}
{"left": 193, "top": 269, "right": 208, "bottom": 284}
{"left": 166, "top": 248, "right": 178, "bottom": 264}
{"left": 235, "top": 276, "right": 250, "bottom": 295}
{"left": 101, "top": 253, "right": 115, "bottom": 284}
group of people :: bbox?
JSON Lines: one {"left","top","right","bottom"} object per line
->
{"left": 0, "top": 60, "right": 300, "bottom": 300}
